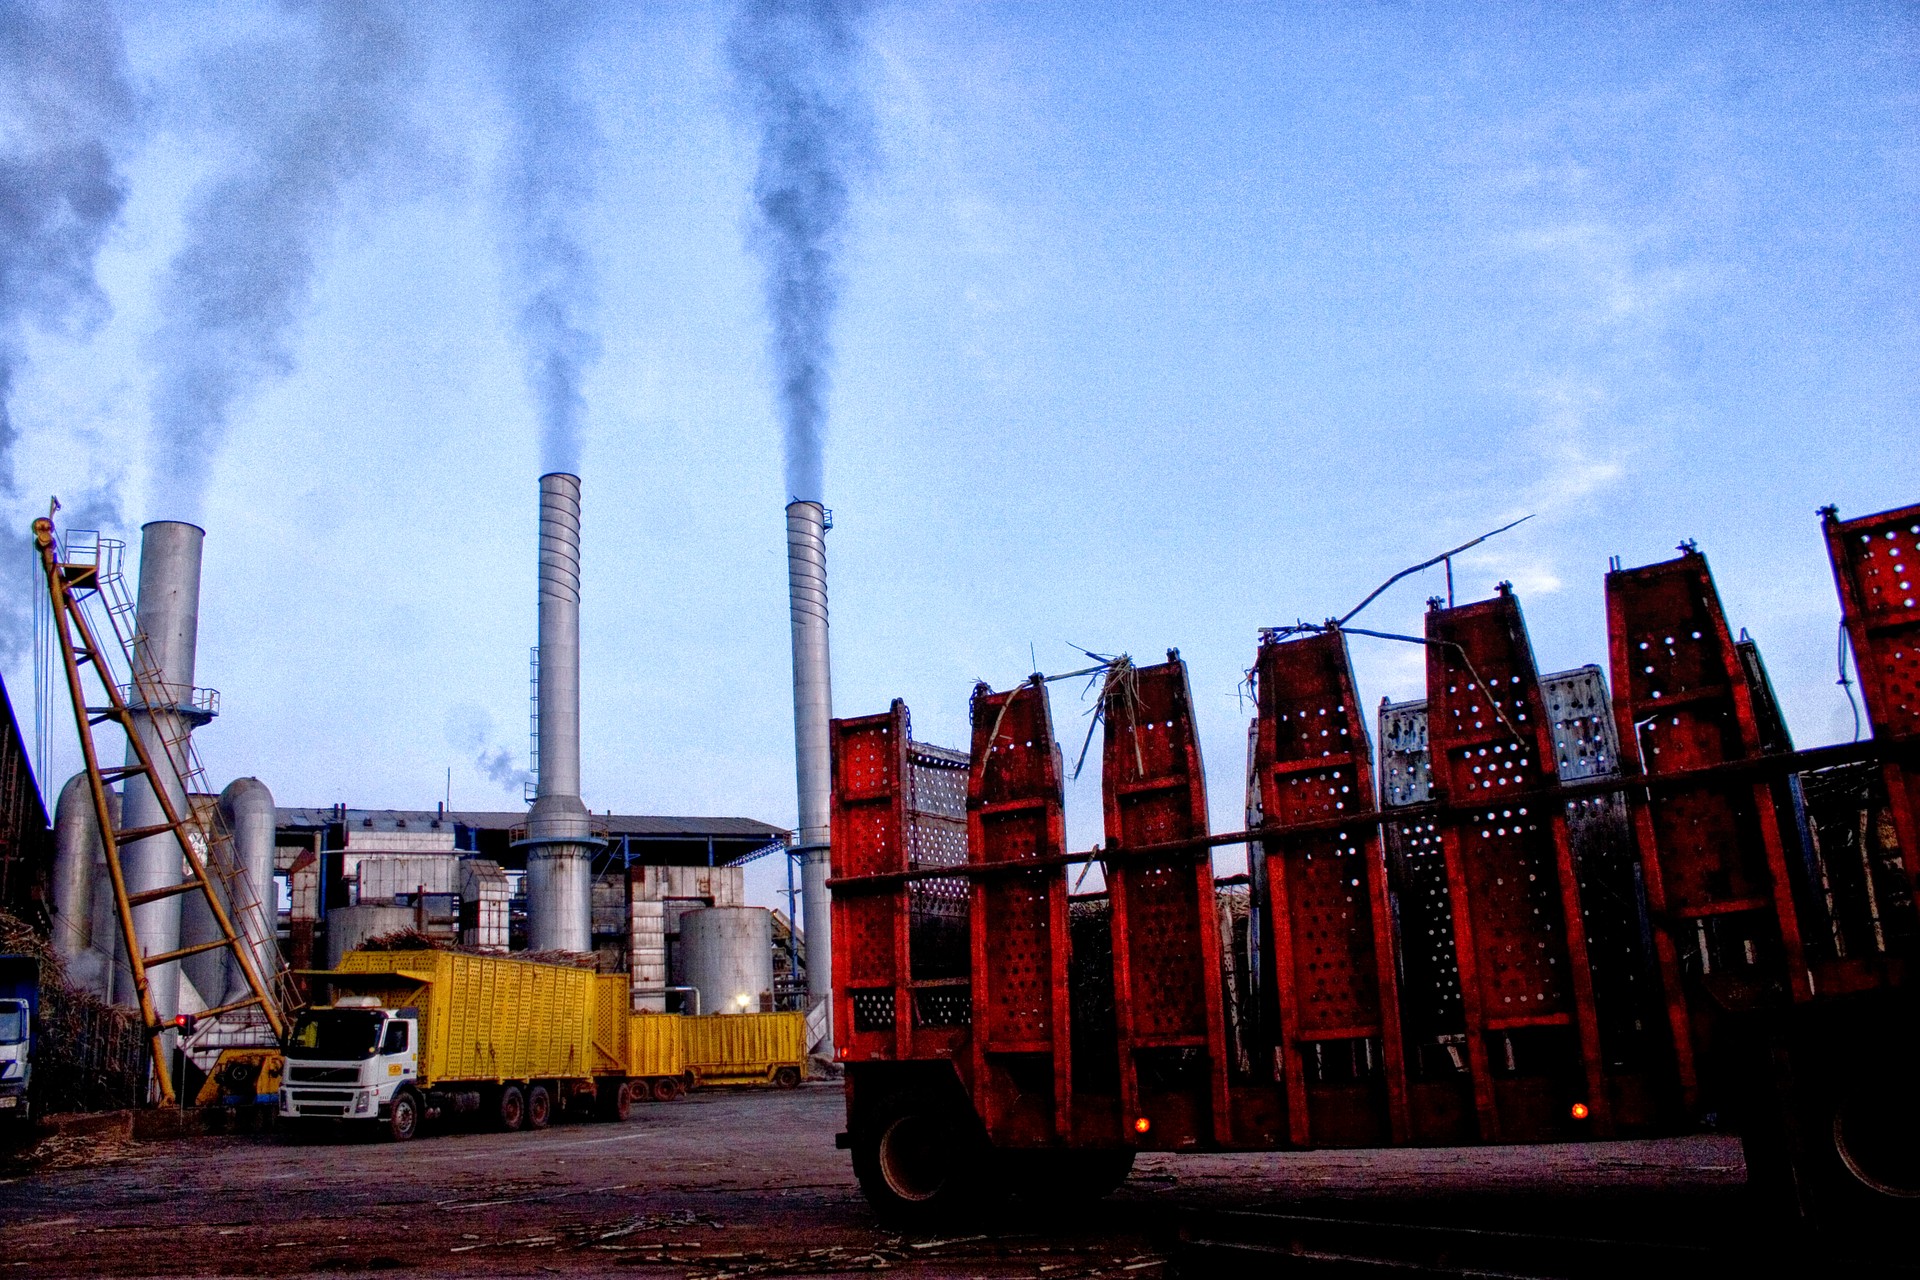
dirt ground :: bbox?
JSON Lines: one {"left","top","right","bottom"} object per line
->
{"left": 0, "top": 1083, "right": 1768, "bottom": 1279}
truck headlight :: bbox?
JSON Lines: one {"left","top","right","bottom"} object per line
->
{"left": 354, "top": 1092, "right": 372, "bottom": 1114}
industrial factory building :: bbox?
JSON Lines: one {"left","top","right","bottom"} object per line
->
{"left": 272, "top": 805, "right": 798, "bottom": 1012}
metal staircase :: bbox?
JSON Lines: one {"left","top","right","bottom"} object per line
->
{"left": 32, "top": 517, "right": 294, "bottom": 1103}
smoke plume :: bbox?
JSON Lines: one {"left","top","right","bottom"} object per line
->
{"left": 444, "top": 703, "right": 532, "bottom": 796}
{"left": 480, "top": 3, "right": 604, "bottom": 478}
{"left": 146, "top": 0, "right": 417, "bottom": 521}
{"left": 0, "top": 0, "right": 135, "bottom": 658}
{"left": 728, "top": 0, "right": 874, "bottom": 503}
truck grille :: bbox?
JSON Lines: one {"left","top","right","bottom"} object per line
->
{"left": 291, "top": 1089, "right": 354, "bottom": 1103}
{"left": 288, "top": 1066, "right": 360, "bottom": 1083}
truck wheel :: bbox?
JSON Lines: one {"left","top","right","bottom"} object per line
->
{"left": 496, "top": 1084, "right": 526, "bottom": 1132}
{"left": 598, "top": 1081, "right": 633, "bottom": 1122}
{"left": 652, "top": 1076, "right": 683, "bottom": 1102}
{"left": 1819, "top": 1066, "right": 1920, "bottom": 1226}
{"left": 850, "top": 1095, "right": 984, "bottom": 1227}
{"left": 526, "top": 1084, "right": 552, "bottom": 1130}
{"left": 387, "top": 1089, "right": 421, "bottom": 1142}
{"left": 775, "top": 1066, "right": 802, "bottom": 1089}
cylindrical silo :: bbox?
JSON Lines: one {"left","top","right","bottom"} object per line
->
{"left": 120, "top": 520, "right": 215, "bottom": 1022}
{"left": 681, "top": 906, "right": 774, "bottom": 1017}
{"left": 52, "top": 772, "right": 103, "bottom": 969}
{"left": 216, "top": 777, "right": 278, "bottom": 1004}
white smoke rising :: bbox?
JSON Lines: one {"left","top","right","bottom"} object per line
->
{"left": 728, "top": 0, "right": 875, "bottom": 503}
{"left": 0, "top": 0, "right": 135, "bottom": 659}
{"left": 145, "top": 0, "right": 420, "bottom": 521}
{"left": 477, "top": 2, "right": 605, "bottom": 479}
{"left": 444, "top": 703, "right": 532, "bottom": 796}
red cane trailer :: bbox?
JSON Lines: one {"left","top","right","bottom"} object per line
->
{"left": 829, "top": 502, "right": 1918, "bottom": 1229}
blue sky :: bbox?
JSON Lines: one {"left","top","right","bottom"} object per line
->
{"left": 3, "top": 2, "right": 1915, "bottom": 910}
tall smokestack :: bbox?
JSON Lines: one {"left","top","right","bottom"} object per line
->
{"left": 786, "top": 500, "right": 833, "bottom": 1047}
{"left": 519, "top": 473, "right": 594, "bottom": 953}
{"left": 119, "top": 520, "right": 214, "bottom": 1021}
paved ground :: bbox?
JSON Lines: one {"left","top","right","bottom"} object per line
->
{"left": 0, "top": 1083, "right": 1770, "bottom": 1279}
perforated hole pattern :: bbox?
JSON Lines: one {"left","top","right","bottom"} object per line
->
{"left": 1285, "top": 834, "right": 1381, "bottom": 1035}
{"left": 1388, "top": 819, "right": 1465, "bottom": 1040}
{"left": 1844, "top": 519, "right": 1920, "bottom": 733}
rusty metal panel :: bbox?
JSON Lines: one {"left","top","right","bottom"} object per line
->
{"left": 968, "top": 678, "right": 1073, "bottom": 1144}
{"left": 1255, "top": 631, "right": 1409, "bottom": 1147}
{"left": 1425, "top": 588, "right": 1610, "bottom": 1141}
{"left": 1099, "top": 653, "right": 1231, "bottom": 1147}
{"left": 1825, "top": 503, "right": 1920, "bottom": 906}
{"left": 829, "top": 702, "right": 911, "bottom": 1061}
{"left": 1605, "top": 549, "right": 1810, "bottom": 1111}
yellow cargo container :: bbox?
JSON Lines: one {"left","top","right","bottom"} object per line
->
{"left": 331, "top": 949, "right": 597, "bottom": 1087}
{"left": 626, "top": 1012, "right": 687, "bottom": 1079}
{"left": 682, "top": 1011, "right": 808, "bottom": 1087}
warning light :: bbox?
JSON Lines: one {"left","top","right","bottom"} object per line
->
{"left": 171, "top": 1013, "right": 197, "bottom": 1036}
{"left": 1133, "top": 1116, "right": 1151, "bottom": 1134}
{"left": 1570, "top": 1102, "right": 1590, "bottom": 1121}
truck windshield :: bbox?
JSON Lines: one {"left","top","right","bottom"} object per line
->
{"left": 0, "top": 1001, "right": 24, "bottom": 1045}
{"left": 286, "top": 1009, "right": 383, "bottom": 1060}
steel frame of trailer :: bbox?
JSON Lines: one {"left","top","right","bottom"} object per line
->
{"left": 829, "top": 505, "right": 1918, "bottom": 1168}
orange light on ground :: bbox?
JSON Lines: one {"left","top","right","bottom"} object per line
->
{"left": 1570, "top": 1102, "right": 1590, "bottom": 1121}
{"left": 1133, "top": 1116, "right": 1151, "bottom": 1134}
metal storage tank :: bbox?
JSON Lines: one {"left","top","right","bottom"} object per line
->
{"left": 681, "top": 906, "right": 774, "bottom": 1016}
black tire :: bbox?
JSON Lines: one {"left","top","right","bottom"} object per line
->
{"left": 774, "top": 1065, "right": 803, "bottom": 1089}
{"left": 526, "top": 1084, "right": 552, "bottom": 1130}
{"left": 850, "top": 1094, "right": 986, "bottom": 1227}
{"left": 496, "top": 1084, "right": 526, "bottom": 1132}
{"left": 387, "top": 1089, "right": 421, "bottom": 1142}
{"left": 596, "top": 1080, "right": 633, "bottom": 1122}
{"left": 652, "top": 1076, "right": 684, "bottom": 1102}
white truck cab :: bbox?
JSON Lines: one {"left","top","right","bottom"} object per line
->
{"left": 280, "top": 996, "right": 418, "bottom": 1131}
{"left": 0, "top": 996, "right": 29, "bottom": 1122}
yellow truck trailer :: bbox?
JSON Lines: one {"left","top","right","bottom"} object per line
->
{"left": 683, "top": 1010, "right": 807, "bottom": 1088}
{"left": 282, "top": 950, "right": 638, "bottom": 1140}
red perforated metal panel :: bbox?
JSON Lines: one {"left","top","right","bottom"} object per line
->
{"left": 1825, "top": 503, "right": 1920, "bottom": 898}
{"left": 1100, "top": 655, "right": 1231, "bottom": 1146}
{"left": 1426, "top": 588, "right": 1609, "bottom": 1141}
{"left": 1255, "top": 631, "right": 1410, "bottom": 1147}
{"left": 969, "top": 678, "right": 1073, "bottom": 1144}
{"left": 830, "top": 703, "right": 912, "bottom": 1060}
{"left": 1606, "top": 549, "right": 1810, "bottom": 1109}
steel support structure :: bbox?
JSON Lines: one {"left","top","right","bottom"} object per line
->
{"left": 1099, "top": 654, "right": 1232, "bottom": 1146}
{"left": 1606, "top": 547, "right": 1810, "bottom": 1112}
{"left": 1824, "top": 502, "right": 1920, "bottom": 900}
{"left": 1424, "top": 587, "right": 1610, "bottom": 1140}
{"left": 1254, "top": 630, "right": 1410, "bottom": 1146}
{"left": 967, "top": 677, "right": 1073, "bottom": 1145}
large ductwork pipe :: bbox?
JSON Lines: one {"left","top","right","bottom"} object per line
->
{"left": 519, "top": 473, "right": 594, "bottom": 953}
{"left": 120, "top": 521, "right": 211, "bottom": 1021}
{"left": 216, "top": 778, "right": 277, "bottom": 1004}
{"left": 52, "top": 772, "right": 103, "bottom": 968}
{"left": 786, "top": 501, "right": 833, "bottom": 1048}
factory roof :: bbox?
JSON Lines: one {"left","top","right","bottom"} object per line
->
{"left": 277, "top": 808, "right": 788, "bottom": 841}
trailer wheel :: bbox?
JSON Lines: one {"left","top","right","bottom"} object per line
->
{"left": 851, "top": 1095, "right": 984, "bottom": 1227}
{"left": 526, "top": 1084, "right": 552, "bottom": 1130}
{"left": 387, "top": 1089, "right": 420, "bottom": 1142}
{"left": 652, "top": 1076, "right": 683, "bottom": 1102}
{"left": 597, "top": 1081, "right": 633, "bottom": 1122}
{"left": 774, "top": 1066, "right": 802, "bottom": 1089}
{"left": 1820, "top": 1064, "right": 1920, "bottom": 1222}
{"left": 496, "top": 1084, "right": 526, "bottom": 1132}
